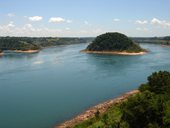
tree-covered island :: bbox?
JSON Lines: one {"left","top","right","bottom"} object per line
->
{"left": 82, "top": 32, "right": 147, "bottom": 55}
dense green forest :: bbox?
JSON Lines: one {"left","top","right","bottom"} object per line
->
{"left": 0, "top": 37, "right": 40, "bottom": 51}
{"left": 86, "top": 32, "right": 144, "bottom": 53}
{"left": 0, "top": 37, "right": 93, "bottom": 51}
{"left": 74, "top": 71, "right": 170, "bottom": 128}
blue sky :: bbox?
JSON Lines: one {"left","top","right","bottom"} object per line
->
{"left": 0, "top": 0, "right": 170, "bottom": 37}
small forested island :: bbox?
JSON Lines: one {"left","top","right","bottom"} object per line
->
{"left": 0, "top": 37, "right": 93, "bottom": 54}
{"left": 82, "top": 32, "right": 147, "bottom": 55}
{"left": 58, "top": 71, "right": 170, "bottom": 128}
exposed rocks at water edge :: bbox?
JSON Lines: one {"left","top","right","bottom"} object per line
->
{"left": 55, "top": 90, "right": 139, "bottom": 128}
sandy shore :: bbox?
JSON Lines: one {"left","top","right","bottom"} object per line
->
{"left": 55, "top": 90, "right": 139, "bottom": 128}
{"left": 0, "top": 52, "right": 4, "bottom": 56}
{"left": 14, "top": 50, "right": 39, "bottom": 53}
{"left": 81, "top": 50, "right": 147, "bottom": 56}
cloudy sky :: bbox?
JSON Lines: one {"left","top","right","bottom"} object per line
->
{"left": 0, "top": 0, "right": 170, "bottom": 37}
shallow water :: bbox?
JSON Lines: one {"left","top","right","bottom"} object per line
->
{"left": 0, "top": 43, "right": 170, "bottom": 128}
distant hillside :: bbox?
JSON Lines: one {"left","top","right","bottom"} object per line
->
{"left": 0, "top": 37, "right": 39, "bottom": 51}
{"left": 0, "top": 37, "right": 94, "bottom": 51}
{"left": 86, "top": 32, "right": 144, "bottom": 53}
{"left": 132, "top": 36, "right": 170, "bottom": 45}
{"left": 163, "top": 36, "right": 170, "bottom": 41}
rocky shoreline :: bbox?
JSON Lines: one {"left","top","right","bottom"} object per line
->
{"left": 81, "top": 50, "right": 147, "bottom": 56}
{"left": 55, "top": 90, "right": 139, "bottom": 128}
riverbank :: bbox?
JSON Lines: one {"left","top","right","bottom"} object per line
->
{"left": 14, "top": 50, "right": 39, "bottom": 53}
{"left": 81, "top": 50, "right": 147, "bottom": 56}
{"left": 55, "top": 90, "right": 139, "bottom": 128}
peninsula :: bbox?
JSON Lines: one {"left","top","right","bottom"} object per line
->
{"left": 0, "top": 37, "right": 93, "bottom": 54}
{"left": 82, "top": 32, "right": 147, "bottom": 55}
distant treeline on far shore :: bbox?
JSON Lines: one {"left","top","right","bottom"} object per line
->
{"left": 0, "top": 37, "right": 94, "bottom": 52}
{"left": 132, "top": 36, "right": 170, "bottom": 45}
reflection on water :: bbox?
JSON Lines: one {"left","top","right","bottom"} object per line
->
{"left": 86, "top": 54, "right": 139, "bottom": 75}
{"left": 0, "top": 43, "right": 170, "bottom": 128}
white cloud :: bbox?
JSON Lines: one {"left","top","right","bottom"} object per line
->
{"left": 29, "top": 16, "right": 43, "bottom": 21}
{"left": 0, "top": 23, "right": 63, "bottom": 37}
{"left": 23, "top": 24, "right": 35, "bottom": 31}
{"left": 7, "top": 13, "right": 15, "bottom": 17}
{"left": 49, "top": 17, "right": 65, "bottom": 23}
{"left": 151, "top": 18, "right": 170, "bottom": 28}
{"left": 0, "top": 22, "right": 105, "bottom": 37}
{"left": 136, "top": 20, "right": 148, "bottom": 25}
{"left": 24, "top": 24, "right": 33, "bottom": 28}
{"left": 113, "top": 19, "right": 120, "bottom": 22}
{"left": 0, "top": 22, "right": 16, "bottom": 36}
{"left": 7, "top": 21, "right": 15, "bottom": 27}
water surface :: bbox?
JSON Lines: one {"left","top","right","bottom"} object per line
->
{"left": 0, "top": 43, "right": 170, "bottom": 128}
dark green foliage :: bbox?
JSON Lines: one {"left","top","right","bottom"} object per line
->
{"left": 0, "top": 37, "right": 39, "bottom": 51}
{"left": 147, "top": 71, "right": 170, "bottom": 95}
{"left": 121, "top": 71, "right": 170, "bottom": 128}
{"left": 121, "top": 91, "right": 164, "bottom": 128}
{"left": 139, "top": 83, "right": 150, "bottom": 92}
{"left": 163, "top": 101, "right": 170, "bottom": 127}
{"left": 87, "top": 32, "right": 144, "bottom": 52}
{"left": 140, "top": 71, "right": 170, "bottom": 96}
{"left": 95, "top": 110, "right": 100, "bottom": 119}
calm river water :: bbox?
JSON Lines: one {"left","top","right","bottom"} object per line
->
{"left": 0, "top": 43, "right": 170, "bottom": 128}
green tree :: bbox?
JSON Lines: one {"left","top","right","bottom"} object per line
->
{"left": 121, "top": 91, "right": 164, "bottom": 128}
{"left": 139, "top": 71, "right": 170, "bottom": 96}
{"left": 147, "top": 71, "right": 170, "bottom": 95}
{"left": 86, "top": 32, "right": 144, "bottom": 52}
